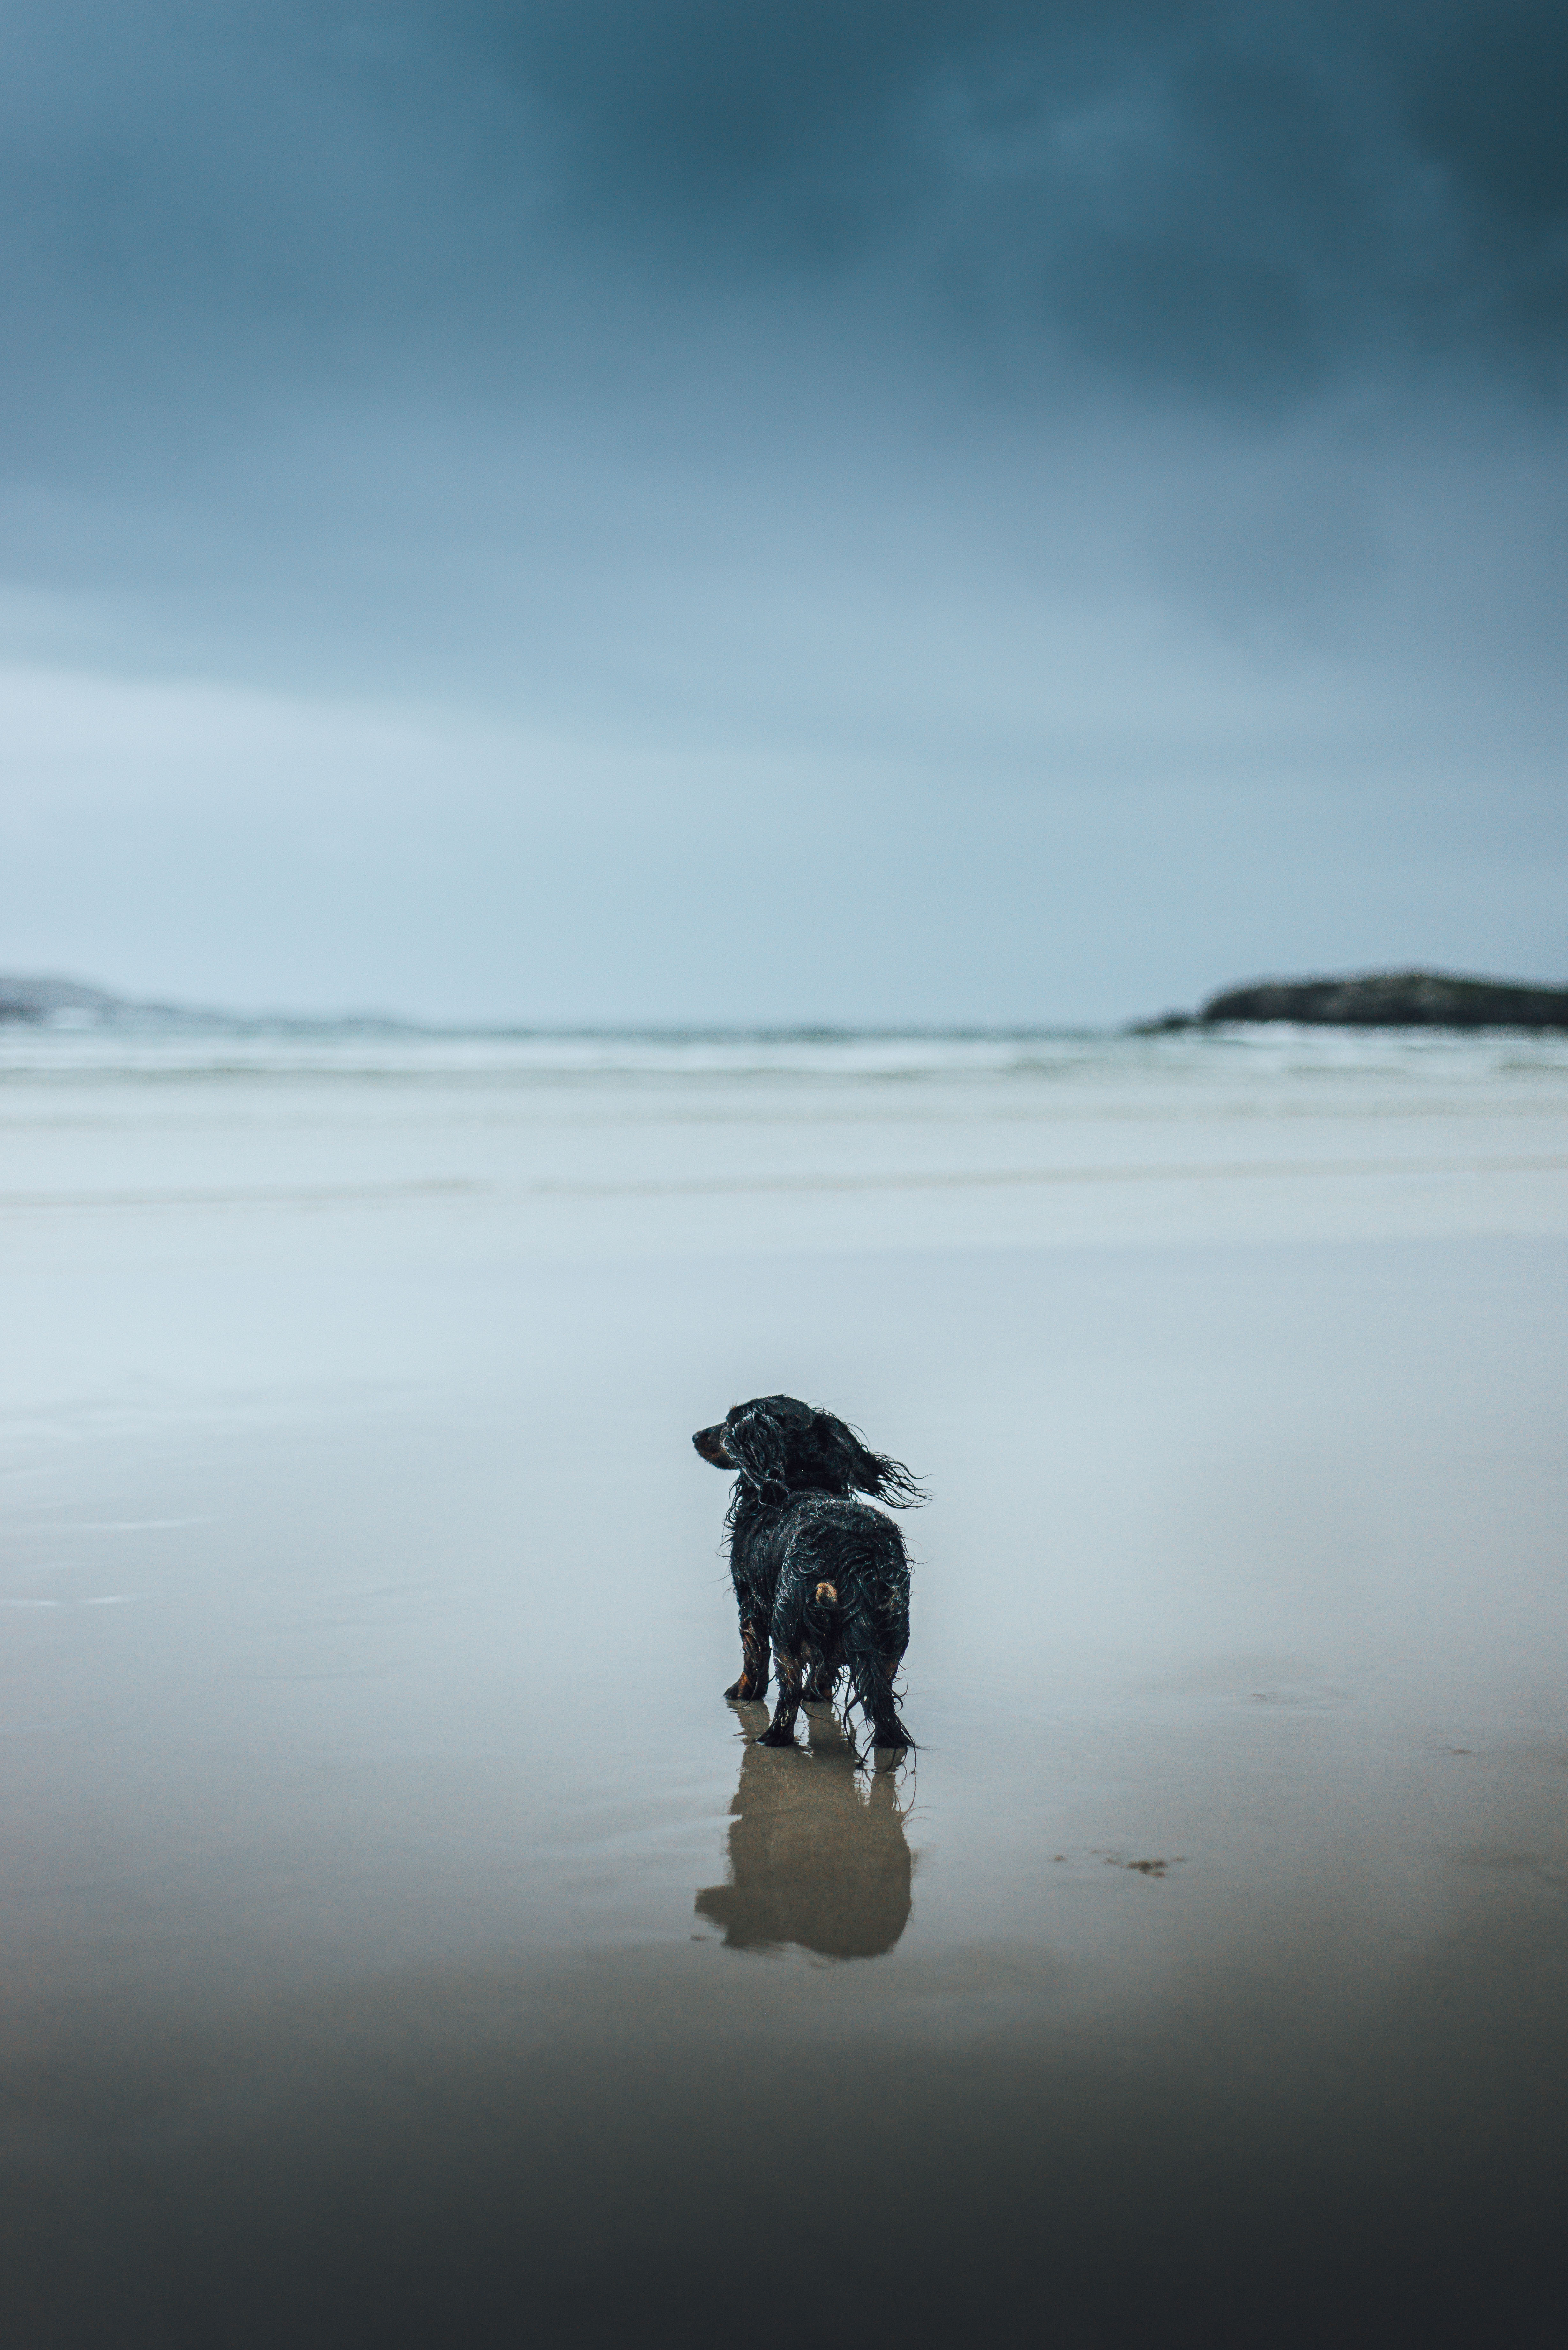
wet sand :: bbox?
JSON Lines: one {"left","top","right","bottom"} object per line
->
{"left": 2, "top": 1039, "right": 1566, "bottom": 2345}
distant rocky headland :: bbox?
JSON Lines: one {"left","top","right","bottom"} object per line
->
{"left": 1135, "top": 970, "right": 1568, "bottom": 1033}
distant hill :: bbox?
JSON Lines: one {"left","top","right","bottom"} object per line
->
{"left": 0, "top": 975, "right": 146, "bottom": 1023}
{"left": 1134, "top": 970, "right": 1568, "bottom": 1033}
{"left": 0, "top": 977, "right": 412, "bottom": 1032}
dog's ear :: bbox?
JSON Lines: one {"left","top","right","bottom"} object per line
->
{"left": 724, "top": 1401, "right": 791, "bottom": 1508}
{"left": 818, "top": 1415, "right": 927, "bottom": 1509}
{"left": 859, "top": 1448, "right": 927, "bottom": 1507}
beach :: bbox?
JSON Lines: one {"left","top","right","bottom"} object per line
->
{"left": 3, "top": 1024, "right": 1566, "bottom": 2346}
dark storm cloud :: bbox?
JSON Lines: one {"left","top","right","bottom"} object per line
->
{"left": 3, "top": 1, "right": 1566, "bottom": 425}
{"left": 472, "top": 0, "right": 1568, "bottom": 397}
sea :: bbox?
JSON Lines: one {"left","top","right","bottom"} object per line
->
{"left": 3, "top": 1015, "right": 1566, "bottom": 2347}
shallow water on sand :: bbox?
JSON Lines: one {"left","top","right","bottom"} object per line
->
{"left": 2, "top": 1029, "right": 1566, "bottom": 2346}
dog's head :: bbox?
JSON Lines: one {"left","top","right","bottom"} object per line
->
{"left": 691, "top": 1395, "right": 925, "bottom": 1511}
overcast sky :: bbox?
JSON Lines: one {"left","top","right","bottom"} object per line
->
{"left": 2, "top": 0, "right": 1564, "bottom": 1022}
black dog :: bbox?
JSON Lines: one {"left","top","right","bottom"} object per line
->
{"left": 692, "top": 1395, "right": 924, "bottom": 1752}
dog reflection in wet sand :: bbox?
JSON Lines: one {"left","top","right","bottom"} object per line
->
{"left": 696, "top": 1708, "right": 913, "bottom": 1960}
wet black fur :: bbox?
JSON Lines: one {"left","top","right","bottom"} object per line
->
{"left": 691, "top": 1395, "right": 924, "bottom": 1753}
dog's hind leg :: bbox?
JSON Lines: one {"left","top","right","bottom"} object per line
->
{"left": 757, "top": 1554, "right": 823, "bottom": 1744}
{"left": 724, "top": 1616, "right": 770, "bottom": 1704}
{"left": 756, "top": 1650, "right": 804, "bottom": 1746}
{"left": 852, "top": 1654, "right": 912, "bottom": 1752}
{"left": 841, "top": 1590, "right": 914, "bottom": 1752}
{"left": 869, "top": 1658, "right": 914, "bottom": 1753}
